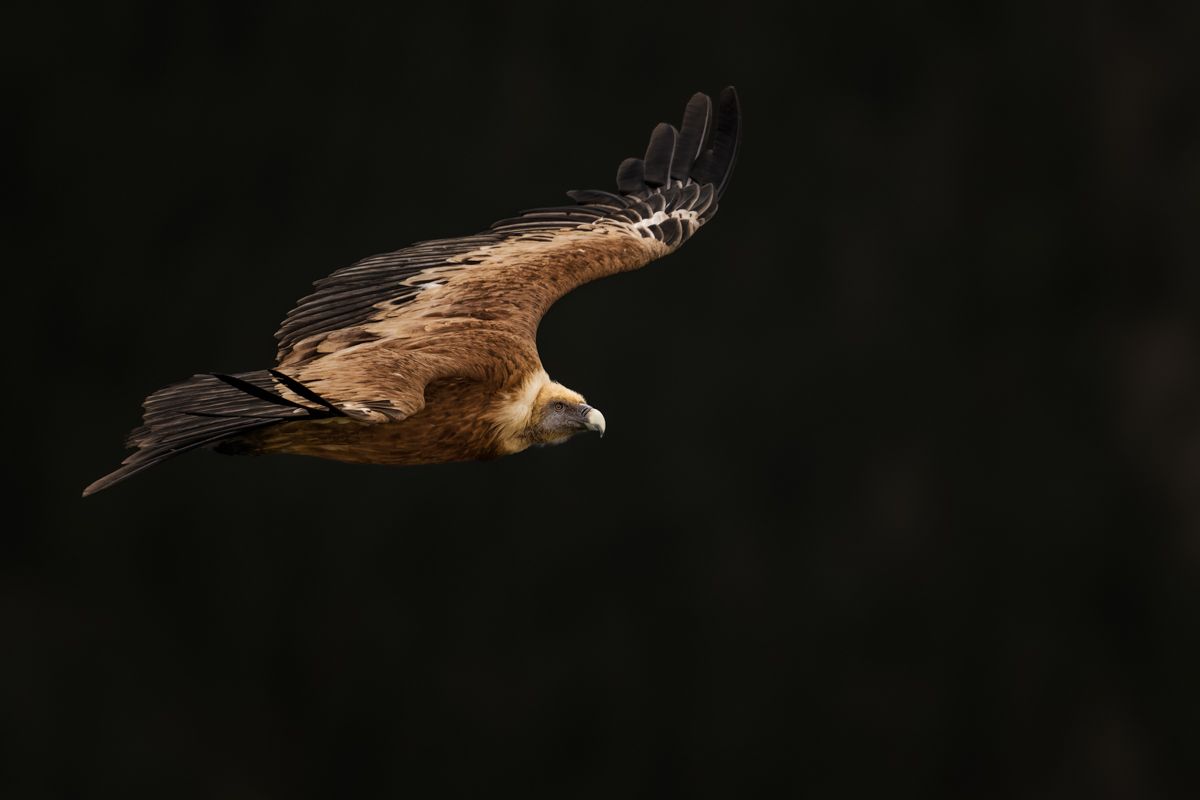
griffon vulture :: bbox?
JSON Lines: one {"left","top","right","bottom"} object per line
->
{"left": 84, "top": 87, "right": 741, "bottom": 496}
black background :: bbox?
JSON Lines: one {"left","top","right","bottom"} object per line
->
{"left": 9, "top": 2, "right": 1200, "bottom": 797}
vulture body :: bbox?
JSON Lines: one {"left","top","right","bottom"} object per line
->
{"left": 84, "top": 88, "right": 741, "bottom": 496}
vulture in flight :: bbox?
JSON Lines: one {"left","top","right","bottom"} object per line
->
{"left": 84, "top": 87, "right": 741, "bottom": 496}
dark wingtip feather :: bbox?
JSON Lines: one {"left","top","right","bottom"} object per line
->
{"left": 642, "top": 123, "right": 678, "bottom": 187}
{"left": 522, "top": 87, "right": 739, "bottom": 250}
{"left": 616, "top": 157, "right": 645, "bottom": 193}
{"left": 712, "top": 86, "right": 741, "bottom": 198}
{"left": 671, "top": 92, "right": 711, "bottom": 180}
{"left": 693, "top": 86, "right": 741, "bottom": 199}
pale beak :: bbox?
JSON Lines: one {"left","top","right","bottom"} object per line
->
{"left": 584, "top": 407, "right": 606, "bottom": 438}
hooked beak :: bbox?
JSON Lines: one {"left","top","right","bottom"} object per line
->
{"left": 583, "top": 406, "right": 606, "bottom": 438}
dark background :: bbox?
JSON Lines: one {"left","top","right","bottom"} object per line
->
{"left": 8, "top": 1, "right": 1200, "bottom": 796}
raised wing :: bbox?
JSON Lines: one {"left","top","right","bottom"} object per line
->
{"left": 274, "top": 87, "right": 741, "bottom": 376}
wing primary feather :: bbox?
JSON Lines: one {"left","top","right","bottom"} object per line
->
{"left": 616, "top": 157, "right": 645, "bottom": 193}
{"left": 694, "top": 86, "right": 741, "bottom": 198}
{"left": 671, "top": 93, "right": 711, "bottom": 179}
{"left": 711, "top": 86, "right": 741, "bottom": 198}
{"left": 642, "top": 123, "right": 677, "bottom": 187}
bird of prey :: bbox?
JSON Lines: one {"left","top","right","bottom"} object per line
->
{"left": 84, "top": 87, "right": 741, "bottom": 496}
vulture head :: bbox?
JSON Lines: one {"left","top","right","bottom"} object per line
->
{"left": 527, "top": 382, "right": 606, "bottom": 446}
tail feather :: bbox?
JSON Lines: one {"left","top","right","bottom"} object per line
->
{"left": 83, "top": 370, "right": 341, "bottom": 497}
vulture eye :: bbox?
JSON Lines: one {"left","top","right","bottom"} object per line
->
{"left": 553, "top": 401, "right": 565, "bottom": 412}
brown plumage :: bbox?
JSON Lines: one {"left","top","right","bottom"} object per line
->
{"left": 84, "top": 87, "right": 741, "bottom": 496}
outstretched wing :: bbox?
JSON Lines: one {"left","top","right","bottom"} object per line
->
{"left": 274, "top": 87, "right": 741, "bottom": 418}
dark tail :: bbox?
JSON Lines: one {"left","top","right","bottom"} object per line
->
{"left": 83, "top": 370, "right": 343, "bottom": 497}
